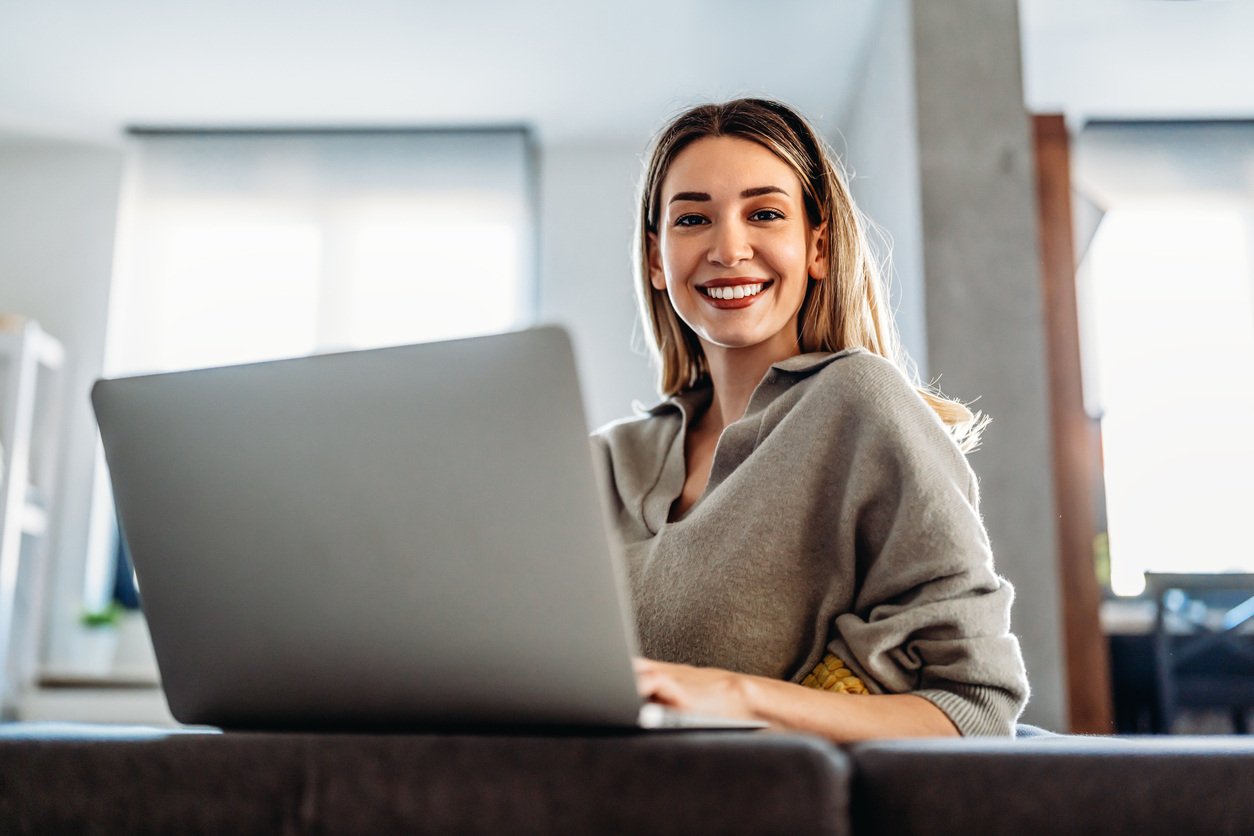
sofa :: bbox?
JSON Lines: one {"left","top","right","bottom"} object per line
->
{"left": 2, "top": 722, "right": 1252, "bottom": 834}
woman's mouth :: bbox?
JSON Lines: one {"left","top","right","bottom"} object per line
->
{"left": 699, "top": 280, "right": 772, "bottom": 308}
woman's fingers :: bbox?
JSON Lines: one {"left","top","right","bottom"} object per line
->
{"left": 633, "top": 657, "right": 685, "bottom": 704}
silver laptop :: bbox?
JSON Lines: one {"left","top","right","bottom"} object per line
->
{"left": 92, "top": 326, "right": 759, "bottom": 731}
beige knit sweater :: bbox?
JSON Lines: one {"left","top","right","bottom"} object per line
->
{"left": 592, "top": 349, "right": 1029, "bottom": 737}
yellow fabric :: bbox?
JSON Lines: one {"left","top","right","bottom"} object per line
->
{"left": 801, "top": 653, "right": 869, "bottom": 695}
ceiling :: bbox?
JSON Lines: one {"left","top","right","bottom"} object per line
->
{"left": 1019, "top": 0, "right": 1254, "bottom": 125}
{"left": 1020, "top": 0, "right": 1254, "bottom": 208}
{"left": 0, "top": 0, "right": 879, "bottom": 146}
{"left": 1, "top": 0, "right": 1250, "bottom": 149}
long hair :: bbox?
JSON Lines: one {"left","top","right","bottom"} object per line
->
{"left": 635, "top": 98, "right": 985, "bottom": 451}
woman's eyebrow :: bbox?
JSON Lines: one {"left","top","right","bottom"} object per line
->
{"left": 668, "top": 185, "right": 790, "bottom": 204}
{"left": 741, "top": 185, "right": 788, "bottom": 198}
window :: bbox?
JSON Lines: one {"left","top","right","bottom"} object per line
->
{"left": 89, "top": 128, "right": 535, "bottom": 610}
{"left": 106, "top": 129, "right": 535, "bottom": 375}
{"left": 1086, "top": 207, "right": 1254, "bottom": 596}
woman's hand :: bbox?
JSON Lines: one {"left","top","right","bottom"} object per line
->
{"left": 633, "top": 656, "right": 961, "bottom": 741}
{"left": 633, "top": 657, "right": 763, "bottom": 723}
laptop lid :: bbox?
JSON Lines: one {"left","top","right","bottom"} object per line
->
{"left": 92, "top": 326, "right": 646, "bottom": 729}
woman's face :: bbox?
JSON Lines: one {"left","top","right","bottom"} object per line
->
{"left": 649, "top": 135, "right": 826, "bottom": 363}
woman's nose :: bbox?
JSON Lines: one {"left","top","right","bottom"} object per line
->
{"left": 707, "top": 220, "right": 752, "bottom": 267}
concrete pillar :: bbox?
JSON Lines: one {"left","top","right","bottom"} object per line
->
{"left": 912, "top": 1, "right": 1067, "bottom": 730}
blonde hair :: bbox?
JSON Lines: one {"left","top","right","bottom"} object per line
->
{"left": 635, "top": 98, "right": 985, "bottom": 452}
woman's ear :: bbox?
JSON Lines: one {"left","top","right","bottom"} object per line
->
{"left": 647, "top": 232, "right": 667, "bottom": 290}
{"left": 807, "top": 222, "right": 829, "bottom": 280}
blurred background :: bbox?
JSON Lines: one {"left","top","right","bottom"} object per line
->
{"left": 1, "top": 0, "right": 1252, "bottom": 734}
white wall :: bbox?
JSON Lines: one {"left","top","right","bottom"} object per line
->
{"left": 0, "top": 137, "right": 125, "bottom": 667}
{"left": 537, "top": 141, "right": 658, "bottom": 430}
{"left": 839, "top": 0, "right": 928, "bottom": 377}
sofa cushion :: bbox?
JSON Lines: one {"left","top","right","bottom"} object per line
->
{"left": 849, "top": 735, "right": 1254, "bottom": 836}
{"left": 0, "top": 724, "right": 851, "bottom": 835}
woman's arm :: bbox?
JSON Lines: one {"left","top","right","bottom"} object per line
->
{"left": 807, "top": 355, "right": 1028, "bottom": 737}
{"left": 634, "top": 658, "right": 959, "bottom": 742}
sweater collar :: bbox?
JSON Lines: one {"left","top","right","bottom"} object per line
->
{"left": 769, "top": 348, "right": 863, "bottom": 375}
{"left": 642, "top": 348, "right": 865, "bottom": 415}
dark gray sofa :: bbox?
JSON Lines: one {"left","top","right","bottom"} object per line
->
{"left": 850, "top": 735, "right": 1254, "bottom": 835}
{"left": 2, "top": 723, "right": 1253, "bottom": 834}
{"left": 0, "top": 725, "right": 850, "bottom": 835}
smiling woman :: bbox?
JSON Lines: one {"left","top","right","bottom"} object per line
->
{"left": 647, "top": 136, "right": 823, "bottom": 367}
{"left": 594, "top": 98, "right": 1030, "bottom": 741}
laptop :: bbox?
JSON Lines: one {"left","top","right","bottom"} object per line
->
{"left": 92, "top": 326, "right": 761, "bottom": 731}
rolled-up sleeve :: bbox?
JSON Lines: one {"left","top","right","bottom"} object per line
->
{"left": 824, "top": 363, "right": 1030, "bottom": 737}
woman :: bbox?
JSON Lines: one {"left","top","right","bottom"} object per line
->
{"left": 594, "top": 98, "right": 1029, "bottom": 741}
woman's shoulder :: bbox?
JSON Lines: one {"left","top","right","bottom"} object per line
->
{"left": 787, "top": 349, "right": 968, "bottom": 460}
{"left": 593, "top": 385, "right": 709, "bottom": 445}
{"left": 591, "top": 396, "right": 684, "bottom": 467}
{"left": 592, "top": 409, "right": 668, "bottom": 450}
{"left": 591, "top": 395, "right": 695, "bottom": 517}
{"left": 784, "top": 348, "right": 923, "bottom": 414}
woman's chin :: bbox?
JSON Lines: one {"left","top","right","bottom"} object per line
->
{"left": 698, "top": 330, "right": 798, "bottom": 357}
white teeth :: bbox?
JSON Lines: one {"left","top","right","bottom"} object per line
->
{"left": 704, "top": 283, "right": 764, "bottom": 300}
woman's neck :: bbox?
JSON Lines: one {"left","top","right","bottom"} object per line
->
{"left": 699, "top": 337, "right": 802, "bottom": 433}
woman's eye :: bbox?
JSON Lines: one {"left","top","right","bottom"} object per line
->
{"left": 674, "top": 214, "right": 708, "bottom": 227}
{"left": 750, "top": 209, "right": 784, "bottom": 222}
